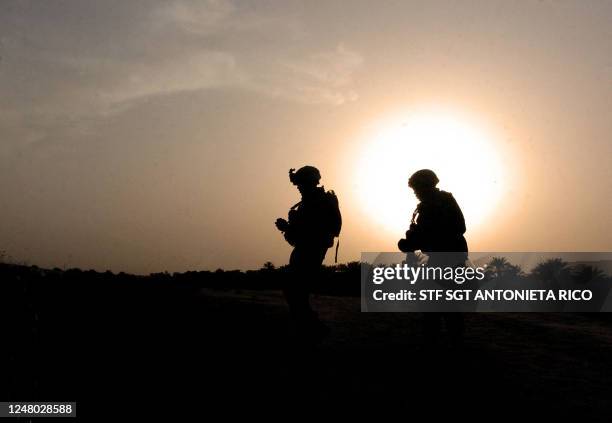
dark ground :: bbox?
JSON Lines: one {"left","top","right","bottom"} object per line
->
{"left": 2, "top": 264, "right": 612, "bottom": 421}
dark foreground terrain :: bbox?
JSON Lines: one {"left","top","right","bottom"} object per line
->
{"left": 2, "top": 263, "right": 611, "bottom": 420}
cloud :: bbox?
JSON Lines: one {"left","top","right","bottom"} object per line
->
{"left": 97, "top": 51, "right": 242, "bottom": 104}
{"left": 154, "top": 0, "right": 237, "bottom": 35}
{"left": 270, "top": 44, "right": 363, "bottom": 104}
{"left": 0, "top": 0, "right": 364, "bottom": 124}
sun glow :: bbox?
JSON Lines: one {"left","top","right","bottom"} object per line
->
{"left": 355, "top": 112, "right": 504, "bottom": 236}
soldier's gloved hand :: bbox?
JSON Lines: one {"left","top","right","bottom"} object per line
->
{"left": 398, "top": 236, "right": 417, "bottom": 253}
{"left": 275, "top": 218, "right": 289, "bottom": 232}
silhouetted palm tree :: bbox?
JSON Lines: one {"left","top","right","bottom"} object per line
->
{"left": 572, "top": 265, "right": 605, "bottom": 284}
{"left": 261, "top": 261, "right": 276, "bottom": 271}
{"left": 532, "top": 258, "right": 569, "bottom": 290}
{"left": 505, "top": 264, "right": 524, "bottom": 279}
{"left": 487, "top": 256, "right": 511, "bottom": 279}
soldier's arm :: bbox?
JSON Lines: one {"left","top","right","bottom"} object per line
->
{"left": 282, "top": 209, "right": 302, "bottom": 246}
{"left": 398, "top": 235, "right": 417, "bottom": 252}
{"left": 399, "top": 218, "right": 423, "bottom": 252}
{"left": 275, "top": 218, "right": 289, "bottom": 232}
{"left": 407, "top": 205, "right": 439, "bottom": 251}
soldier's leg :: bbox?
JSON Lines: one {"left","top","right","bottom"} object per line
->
{"left": 283, "top": 280, "right": 316, "bottom": 327}
{"left": 422, "top": 313, "right": 442, "bottom": 348}
{"left": 284, "top": 248, "right": 319, "bottom": 331}
{"left": 285, "top": 247, "right": 330, "bottom": 342}
{"left": 443, "top": 312, "right": 465, "bottom": 348}
{"left": 300, "top": 248, "right": 331, "bottom": 331}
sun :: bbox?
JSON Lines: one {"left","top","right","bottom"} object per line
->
{"left": 355, "top": 112, "right": 504, "bottom": 237}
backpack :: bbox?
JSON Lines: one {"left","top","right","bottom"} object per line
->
{"left": 324, "top": 190, "right": 342, "bottom": 262}
{"left": 324, "top": 190, "right": 342, "bottom": 238}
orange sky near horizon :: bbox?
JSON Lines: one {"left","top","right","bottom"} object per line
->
{"left": 1, "top": 1, "right": 611, "bottom": 273}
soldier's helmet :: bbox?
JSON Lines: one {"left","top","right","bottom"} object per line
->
{"left": 408, "top": 169, "right": 439, "bottom": 190}
{"left": 289, "top": 166, "right": 321, "bottom": 186}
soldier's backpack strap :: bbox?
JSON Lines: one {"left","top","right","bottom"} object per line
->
{"left": 334, "top": 239, "right": 340, "bottom": 263}
{"left": 325, "top": 189, "right": 341, "bottom": 263}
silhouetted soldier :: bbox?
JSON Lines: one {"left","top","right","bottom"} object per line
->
{"left": 275, "top": 166, "right": 341, "bottom": 342}
{"left": 398, "top": 169, "right": 468, "bottom": 348}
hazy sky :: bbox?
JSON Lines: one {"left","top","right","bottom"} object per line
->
{"left": 1, "top": 0, "right": 611, "bottom": 273}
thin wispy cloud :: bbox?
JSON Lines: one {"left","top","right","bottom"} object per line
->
{"left": 0, "top": 0, "right": 363, "bottom": 124}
